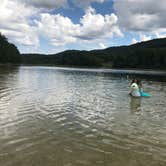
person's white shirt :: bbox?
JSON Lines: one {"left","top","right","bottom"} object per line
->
{"left": 130, "top": 83, "right": 141, "bottom": 97}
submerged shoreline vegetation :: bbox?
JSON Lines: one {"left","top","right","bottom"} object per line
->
{"left": 0, "top": 33, "right": 166, "bottom": 69}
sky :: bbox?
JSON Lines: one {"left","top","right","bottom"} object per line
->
{"left": 1, "top": 0, "right": 166, "bottom": 54}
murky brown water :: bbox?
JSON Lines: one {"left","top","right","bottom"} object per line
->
{"left": 0, "top": 66, "right": 166, "bottom": 166}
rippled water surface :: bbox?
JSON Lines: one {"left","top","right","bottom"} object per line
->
{"left": 0, "top": 66, "right": 166, "bottom": 166}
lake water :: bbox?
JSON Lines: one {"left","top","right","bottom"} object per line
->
{"left": 0, "top": 66, "right": 166, "bottom": 166}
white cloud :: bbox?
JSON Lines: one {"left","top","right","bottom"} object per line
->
{"left": 37, "top": 7, "right": 122, "bottom": 46}
{"left": 131, "top": 33, "right": 152, "bottom": 44}
{"left": 0, "top": 0, "right": 39, "bottom": 46}
{"left": 114, "top": 0, "right": 166, "bottom": 47}
{"left": 37, "top": 13, "right": 80, "bottom": 46}
{"left": 131, "top": 38, "right": 138, "bottom": 44}
{"left": 77, "top": 7, "right": 123, "bottom": 40}
{"left": 17, "top": 0, "right": 106, "bottom": 9}
{"left": 19, "top": 0, "right": 68, "bottom": 9}
{"left": 72, "top": 0, "right": 105, "bottom": 8}
{"left": 139, "top": 34, "right": 152, "bottom": 42}
{"left": 113, "top": 0, "right": 166, "bottom": 32}
{"left": 0, "top": 0, "right": 120, "bottom": 50}
{"left": 2, "top": 0, "right": 166, "bottom": 53}
{"left": 99, "top": 43, "right": 107, "bottom": 49}
{"left": 154, "top": 31, "right": 166, "bottom": 38}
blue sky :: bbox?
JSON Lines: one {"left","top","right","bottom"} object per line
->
{"left": 1, "top": 0, "right": 166, "bottom": 54}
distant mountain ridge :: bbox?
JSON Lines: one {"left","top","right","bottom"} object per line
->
{"left": 22, "top": 37, "right": 166, "bottom": 69}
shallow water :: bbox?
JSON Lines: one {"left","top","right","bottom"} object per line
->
{"left": 0, "top": 66, "right": 166, "bottom": 166}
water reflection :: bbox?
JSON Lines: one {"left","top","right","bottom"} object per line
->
{"left": 130, "top": 97, "right": 142, "bottom": 112}
{"left": 0, "top": 66, "right": 21, "bottom": 139}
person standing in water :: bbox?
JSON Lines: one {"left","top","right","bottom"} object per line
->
{"left": 129, "top": 79, "right": 143, "bottom": 97}
{"left": 130, "top": 79, "right": 151, "bottom": 97}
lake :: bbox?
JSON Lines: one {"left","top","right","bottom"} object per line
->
{"left": 0, "top": 66, "right": 166, "bottom": 166}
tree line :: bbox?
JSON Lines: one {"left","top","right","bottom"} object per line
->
{"left": 1, "top": 33, "right": 166, "bottom": 69}
{"left": 0, "top": 33, "right": 21, "bottom": 64}
{"left": 22, "top": 38, "right": 166, "bottom": 69}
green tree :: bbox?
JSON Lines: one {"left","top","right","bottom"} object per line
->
{"left": 0, "top": 33, "right": 21, "bottom": 63}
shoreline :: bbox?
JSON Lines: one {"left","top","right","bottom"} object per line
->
{"left": 1, "top": 63, "right": 166, "bottom": 73}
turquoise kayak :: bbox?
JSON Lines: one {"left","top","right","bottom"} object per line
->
{"left": 141, "top": 92, "right": 151, "bottom": 97}
{"left": 139, "top": 89, "right": 151, "bottom": 97}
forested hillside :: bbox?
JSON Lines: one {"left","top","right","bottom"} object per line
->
{"left": 0, "top": 33, "right": 21, "bottom": 64}
{"left": 1, "top": 33, "right": 166, "bottom": 69}
{"left": 22, "top": 38, "right": 166, "bottom": 69}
